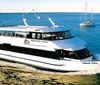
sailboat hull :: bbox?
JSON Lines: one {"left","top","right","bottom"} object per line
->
{"left": 80, "top": 21, "right": 95, "bottom": 27}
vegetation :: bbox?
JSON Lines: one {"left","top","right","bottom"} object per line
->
{"left": 0, "top": 61, "right": 100, "bottom": 85}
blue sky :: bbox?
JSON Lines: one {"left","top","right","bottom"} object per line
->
{"left": 0, "top": 0, "right": 99, "bottom": 12}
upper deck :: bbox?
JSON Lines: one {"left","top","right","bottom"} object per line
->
{"left": 0, "top": 25, "right": 74, "bottom": 41}
{"left": 0, "top": 25, "right": 70, "bottom": 33}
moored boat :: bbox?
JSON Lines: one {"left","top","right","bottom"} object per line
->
{"left": 80, "top": 2, "right": 95, "bottom": 27}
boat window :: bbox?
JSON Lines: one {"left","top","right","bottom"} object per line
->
{"left": 0, "top": 30, "right": 29, "bottom": 38}
{"left": 74, "top": 48, "right": 92, "bottom": 59}
{"left": 27, "top": 32, "right": 32, "bottom": 38}
{"left": 15, "top": 31, "right": 28, "bottom": 37}
{"left": 27, "top": 32, "right": 42, "bottom": 39}
{"left": 32, "top": 33, "right": 36, "bottom": 39}
{"left": 0, "top": 31, "right": 15, "bottom": 37}
{"left": 0, "top": 44, "right": 60, "bottom": 60}
{"left": 42, "top": 33, "right": 53, "bottom": 40}
{"left": 39, "top": 31, "right": 74, "bottom": 40}
{"left": 0, "top": 31, "right": 2, "bottom": 35}
{"left": 37, "top": 33, "right": 42, "bottom": 39}
{"left": 25, "top": 31, "right": 74, "bottom": 40}
{"left": 56, "top": 48, "right": 92, "bottom": 60}
{"left": 48, "top": 31, "right": 73, "bottom": 40}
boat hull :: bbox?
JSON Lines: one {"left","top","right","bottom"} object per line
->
{"left": 0, "top": 50, "right": 99, "bottom": 72}
{"left": 80, "top": 21, "right": 95, "bottom": 27}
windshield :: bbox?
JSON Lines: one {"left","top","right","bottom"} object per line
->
{"left": 42, "top": 31, "right": 74, "bottom": 40}
{"left": 56, "top": 48, "right": 92, "bottom": 60}
{"left": 74, "top": 48, "right": 92, "bottom": 59}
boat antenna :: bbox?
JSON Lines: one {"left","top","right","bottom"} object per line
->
{"left": 22, "top": 14, "right": 28, "bottom": 27}
{"left": 23, "top": 18, "right": 29, "bottom": 27}
{"left": 32, "top": 9, "right": 40, "bottom": 19}
{"left": 48, "top": 18, "right": 58, "bottom": 27}
{"left": 22, "top": 13, "right": 29, "bottom": 27}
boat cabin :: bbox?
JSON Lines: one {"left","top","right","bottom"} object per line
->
{"left": 0, "top": 26, "right": 92, "bottom": 60}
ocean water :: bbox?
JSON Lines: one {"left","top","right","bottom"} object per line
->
{"left": 0, "top": 12, "right": 100, "bottom": 59}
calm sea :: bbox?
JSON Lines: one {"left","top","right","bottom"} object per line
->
{"left": 0, "top": 12, "right": 100, "bottom": 59}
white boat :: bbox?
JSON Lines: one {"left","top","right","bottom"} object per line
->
{"left": 0, "top": 14, "right": 99, "bottom": 72}
{"left": 80, "top": 2, "right": 95, "bottom": 27}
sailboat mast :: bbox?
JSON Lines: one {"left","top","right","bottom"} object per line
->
{"left": 85, "top": 2, "right": 87, "bottom": 23}
{"left": 91, "top": 9, "right": 93, "bottom": 20}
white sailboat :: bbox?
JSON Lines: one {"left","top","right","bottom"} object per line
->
{"left": 80, "top": 2, "right": 95, "bottom": 27}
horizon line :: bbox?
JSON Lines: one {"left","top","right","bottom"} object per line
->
{"left": 0, "top": 11, "right": 100, "bottom": 13}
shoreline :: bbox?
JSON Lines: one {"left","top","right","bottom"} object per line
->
{"left": 0, "top": 59, "right": 100, "bottom": 75}
{"left": 0, "top": 60, "right": 100, "bottom": 85}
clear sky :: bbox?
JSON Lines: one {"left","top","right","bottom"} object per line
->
{"left": 0, "top": 0, "right": 100, "bottom": 13}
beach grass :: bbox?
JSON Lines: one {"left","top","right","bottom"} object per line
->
{"left": 0, "top": 66, "right": 99, "bottom": 85}
{"left": 0, "top": 60, "right": 100, "bottom": 85}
